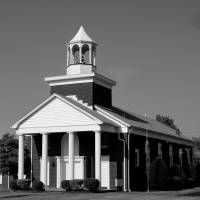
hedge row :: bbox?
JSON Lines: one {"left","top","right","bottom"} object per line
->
{"left": 10, "top": 180, "right": 44, "bottom": 191}
{"left": 61, "top": 178, "right": 99, "bottom": 192}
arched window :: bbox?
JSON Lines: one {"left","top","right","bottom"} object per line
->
{"left": 158, "top": 143, "right": 162, "bottom": 158}
{"left": 169, "top": 145, "right": 173, "bottom": 168}
{"left": 179, "top": 148, "right": 182, "bottom": 166}
{"left": 145, "top": 140, "right": 150, "bottom": 172}
{"left": 61, "top": 133, "right": 79, "bottom": 156}
{"left": 187, "top": 148, "right": 190, "bottom": 163}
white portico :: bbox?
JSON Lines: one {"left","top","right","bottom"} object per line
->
{"left": 11, "top": 94, "right": 118, "bottom": 188}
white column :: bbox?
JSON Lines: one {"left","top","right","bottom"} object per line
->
{"left": 70, "top": 48, "right": 73, "bottom": 64}
{"left": 18, "top": 134, "right": 24, "bottom": 179}
{"left": 41, "top": 133, "right": 48, "bottom": 186}
{"left": 79, "top": 47, "right": 82, "bottom": 64}
{"left": 68, "top": 132, "right": 75, "bottom": 180}
{"left": 93, "top": 48, "right": 96, "bottom": 66}
{"left": 95, "top": 131, "right": 101, "bottom": 190}
{"left": 66, "top": 48, "right": 69, "bottom": 66}
{"left": 89, "top": 48, "right": 93, "bottom": 64}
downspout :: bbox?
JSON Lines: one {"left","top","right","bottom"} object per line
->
{"left": 118, "top": 130, "right": 127, "bottom": 192}
{"left": 128, "top": 127, "right": 132, "bottom": 192}
{"left": 31, "top": 135, "right": 33, "bottom": 187}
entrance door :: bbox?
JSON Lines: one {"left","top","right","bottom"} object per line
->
{"left": 101, "top": 156, "right": 110, "bottom": 189}
{"left": 60, "top": 162, "right": 81, "bottom": 182}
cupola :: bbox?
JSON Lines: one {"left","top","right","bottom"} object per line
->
{"left": 66, "top": 26, "right": 97, "bottom": 75}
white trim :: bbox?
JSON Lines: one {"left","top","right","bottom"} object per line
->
{"left": 16, "top": 124, "right": 101, "bottom": 134}
{"left": 55, "top": 156, "right": 85, "bottom": 188}
{"left": 45, "top": 73, "right": 116, "bottom": 89}
{"left": 95, "top": 107, "right": 129, "bottom": 132}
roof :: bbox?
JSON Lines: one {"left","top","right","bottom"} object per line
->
{"left": 95, "top": 105, "right": 193, "bottom": 142}
{"left": 69, "top": 26, "right": 97, "bottom": 45}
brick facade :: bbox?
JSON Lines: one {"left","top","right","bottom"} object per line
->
{"left": 50, "top": 82, "right": 112, "bottom": 109}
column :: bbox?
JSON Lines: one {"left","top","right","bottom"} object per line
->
{"left": 66, "top": 48, "right": 69, "bottom": 66}
{"left": 79, "top": 47, "right": 82, "bottom": 64}
{"left": 70, "top": 48, "right": 73, "bottom": 64}
{"left": 41, "top": 133, "right": 48, "bottom": 186}
{"left": 95, "top": 131, "right": 101, "bottom": 190}
{"left": 93, "top": 48, "right": 96, "bottom": 66}
{"left": 68, "top": 132, "right": 75, "bottom": 180}
{"left": 18, "top": 134, "right": 24, "bottom": 179}
{"left": 89, "top": 48, "right": 93, "bottom": 65}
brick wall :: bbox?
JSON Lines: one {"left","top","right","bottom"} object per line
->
{"left": 50, "top": 82, "right": 112, "bottom": 109}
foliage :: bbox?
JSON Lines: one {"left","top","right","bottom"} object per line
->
{"left": 83, "top": 178, "right": 99, "bottom": 191}
{"left": 16, "top": 179, "right": 31, "bottom": 189}
{"left": 192, "top": 137, "right": 200, "bottom": 150}
{"left": 10, "top": 180, "right": 20, "bottom": 191}
{"left": 0, "top": 133, "right": 31, "bottom": 179}
{"left": 32, "top": 180, "right": 44, "bottom": 191}
{"left": 188, "top": 163, "right": 198, "bottom": 183}
{"left": 61, "top": 180, "right": 70, "bottom": 191}
{"left": 149, "top": 157, "right": 171, "bottom": 190}
{"left": 69, "top": 179, "right": 84, "bottom": 191}
{"left": 156, "top": 115, "right": 180, "bottom": 135}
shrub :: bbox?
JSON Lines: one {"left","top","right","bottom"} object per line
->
{"left": 188, "top": 163, "right": 198, "bottom": 183}
{"left": 149, "top": 157, "right": 171, "bottom": 190}
{"left": 69, "top": 179, "right": 84, "bottom": 191}
{"left": 196, "top": 162, "right": 200, "bottom": 184}
{"left": 61, "top": 180, "right": 70, "bottom": 191}
{"left": 32, "top": 181, "right": 44, "bottom": 191}
{"left": 84, "top": 178, "right": 99, "bottom": 191}
{"left": 10, "top": 180, "right": 20, "bottom": 191}
{"left": 16, "top": 179, "right": 31, "bottom": 190}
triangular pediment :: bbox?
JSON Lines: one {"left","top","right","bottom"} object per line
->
{"left": 12, "top": 94, "right": 102, "bottom": 129}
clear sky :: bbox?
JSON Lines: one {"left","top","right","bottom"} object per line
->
{"left": 0, "top": 0, "right": 200, "bottom": 139}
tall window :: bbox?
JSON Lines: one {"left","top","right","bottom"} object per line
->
{"left": 101, "top": 132, "right": 108, "bottom": 148}
{"left": 179, "top": 149, "right": 182, "bottom": 166}
{"left": 187, "top": 148, "right": 190, "bottom": 163}
{"left": 145, "top": 140, "right": 150, "bottom": 172}
{"left": 169, "top": 145, "right": 173, "bottom": 168}
{"left": 158, "top": 143, "right": 162, "bottom": 158}
{"left": 135, "top": 149, "right": 139, "bottom": 167}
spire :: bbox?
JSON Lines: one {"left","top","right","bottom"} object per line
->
{"left": 69, "top": 26, "right": 96, "bottom": 44}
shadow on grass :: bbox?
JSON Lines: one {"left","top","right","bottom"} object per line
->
{"left": 178, "top": 191, "right": 200, "bottom": 197}
{"left": 0, "top": 194, "right": 35, "bottom": 198}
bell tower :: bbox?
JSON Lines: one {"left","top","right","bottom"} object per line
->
{"left": 45, "top": 26, "right": 116, "bottom": 109}
{"left": 66, "top": 26, "right": 97, "bottom": 75}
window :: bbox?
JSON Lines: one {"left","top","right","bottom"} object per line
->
{"left": 158, "top": 143, "right": 162, "bottom": 158}
{"left": 101, "top": 132, "right": 108, "bottom": 148}
{"left": 187, "top": 148, "right": 190, "bottom": 163}
{"left": 179, "top": 149, "right": 182, "bottom": 166}
{"left": 169, "top": 145, "right": 173, "bottom": 168}
{"left": 135, "top": 149, "right": 139, "bottom": 166}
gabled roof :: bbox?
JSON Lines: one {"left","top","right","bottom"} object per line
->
{"left": 95, "top": 105, "right": 193, "bottom": 142}
{"left": 11, "top": 94, "right": 118, "bottom": 129}
{"left": 69, "top": 26, "right": 97, "bottom": 45}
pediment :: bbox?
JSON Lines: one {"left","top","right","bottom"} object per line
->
{"left": 12, "top": 94, "right": 102, "bottom": 129}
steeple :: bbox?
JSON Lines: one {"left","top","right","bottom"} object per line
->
{"left": 66, "top": 26, "right": 97, "bottom": 75}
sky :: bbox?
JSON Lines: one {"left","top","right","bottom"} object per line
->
{"left": 0, "top": 0, "right": 200, "bottom": 139}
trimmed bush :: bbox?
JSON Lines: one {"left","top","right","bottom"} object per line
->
{"left": 149, "top": 157, "right": 171, "bottom": 190}
{"left": 10, "top": 180, "right": 20, "bottom": 191}
{"left": 196, "top": 162, "right": 200, "bottom": 184}
{"left": 61, "top": 180, "right": 70, "bottom": 191}
{"left": 32, "top": 181, "right": 44, "bottom": 191}
{"left": 69, "top": 179, "right": 84, "bottom": 191}
{"left": 188, "top": 163, "right": 198, "bottom": 184}
{"left": 84, "top": 178, "right": 99, "bottom": 192}
{"left": 16, "top": 179, "right": 31, "bottom": 190}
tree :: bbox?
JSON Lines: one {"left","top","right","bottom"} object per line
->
{"left": 0, "top": 133, "right": 31, "bottom": 180}
{"left": 156, "top": 114, "right": 180, "bottom": 135}
{"left": 192, "top": 137, "right": 200, "bottom": 150}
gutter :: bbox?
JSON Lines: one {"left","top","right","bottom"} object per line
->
{"left": 118, "top": 130, "right": 127, "bottom": 192}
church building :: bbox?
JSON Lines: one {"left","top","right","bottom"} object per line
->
{"left": 10, "top": 27, "right": 193, "bottom": 191}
